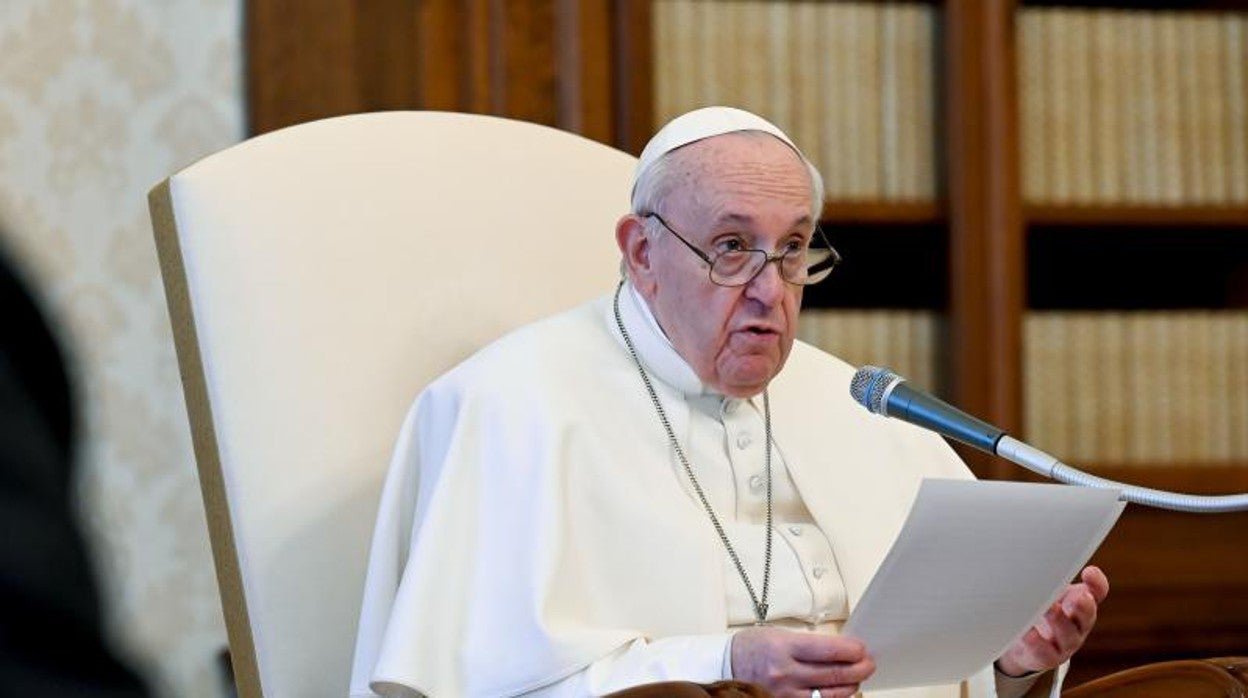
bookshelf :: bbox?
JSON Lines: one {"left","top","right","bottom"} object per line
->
{"left": 1027, "top": 204, "right": 1248, "bottom": 226}
{"left": 948, "top": 0, "right": 1248, "bottom": 683}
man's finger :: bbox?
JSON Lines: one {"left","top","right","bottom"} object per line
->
{"left": 1081, "top": 565, "right": 1110, "bottom": 603}
{"left": 806, "top": 686, "right": 860, "bottom": 698}
{"left": 789, "top": 635, "right": 867, "bottom": 664}
{"left": 1060, "top": 589, "right": 1098, "bottom": 634}
{"left": 1033, "top": 606, "right": 1058, "bottom": 642}
{"left": 1043, "top": 608, "right": 1087, "bottom": 657}
{"left": 804, "top": 656, "right": 875, "bottom": 687}
{"left": 1020, "top": 627, "right": 1063, "bottom": 667}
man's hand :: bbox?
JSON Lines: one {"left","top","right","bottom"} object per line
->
{"left": 996, "top": 565, "right": 1110, "bottom": 677}
{"left": 730, "top": 626, "right": 874, "bottom": 698}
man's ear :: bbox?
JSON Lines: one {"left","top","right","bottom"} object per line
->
{"left": 616, "top": 214, "right": 657, "bottom": 296}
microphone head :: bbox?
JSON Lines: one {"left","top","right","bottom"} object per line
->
{"left": 850, "top": 365, "right": 904, "bottom": 415}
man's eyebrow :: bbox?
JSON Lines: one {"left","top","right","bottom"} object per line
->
{"left": 711, "top": 212, "right": 815, "bottom": 229}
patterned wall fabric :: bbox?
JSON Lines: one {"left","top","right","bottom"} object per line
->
{"left": 0, "top": 1, "right": 241, "bottom": 695}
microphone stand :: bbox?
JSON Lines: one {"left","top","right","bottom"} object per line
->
{"left": 995, "top": 436, "right": 1248, "bottom": 514}
{"left": 853, "top": 365, "right": 1248, "bottom": 513}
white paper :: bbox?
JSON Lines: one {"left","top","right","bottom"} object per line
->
{"left": 841, "top": 479, "right": 1125, "bottom": 691}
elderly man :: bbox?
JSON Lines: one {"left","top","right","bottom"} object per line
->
{"left": 350, "top": 108, "right": 1107, "bottom": 698}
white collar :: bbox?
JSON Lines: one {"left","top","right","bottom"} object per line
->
{"left": 609, "top": 279, "right": 710, "bottom": 398}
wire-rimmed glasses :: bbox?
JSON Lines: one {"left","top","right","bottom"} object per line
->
{"left": 646, "top": 213, "right": 841, "bottom": 287}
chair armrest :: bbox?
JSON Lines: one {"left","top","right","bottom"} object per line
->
{"left": 1063, "top": 657, "right": 1248, "bottom": 698}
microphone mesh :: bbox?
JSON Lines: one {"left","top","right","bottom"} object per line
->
{"left": 849, "top": 365, "right": 902, "bottom": 414}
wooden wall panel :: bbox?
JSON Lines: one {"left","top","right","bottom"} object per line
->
{"left": 352, "top": 1, "right": 420, "bottom": 112}
{"left": 497, "top": 0, "right": 559, "bottom": 125}
{"left": 246, "top": 0, "right": 360, "bottom": 133}
{"left": 944, "top": 0, "right": 1026, "bottom": 478}
{"left": 247, "top": 0, "right": 649, "bottom": 150}
{"left": 613, "top": 0, "right": 654, "bottom": 154}
{"left": 1071, "top": 499, "right": 1248, "bottom": 685}
{"left": 558, "top": 0, "right": 615, "bottom": 143}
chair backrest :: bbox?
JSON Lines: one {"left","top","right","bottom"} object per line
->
{"left": 149, "top": 112, "right": 636, "bottom": 697}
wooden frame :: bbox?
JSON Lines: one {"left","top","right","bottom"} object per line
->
{"left": 246, "top": 0, "right": 653, "bottom": 153}
{"left": 1064, "top": 657, "right": 1248, "bottom": 697}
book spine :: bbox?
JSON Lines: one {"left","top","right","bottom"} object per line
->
{"left": 858, "top": 4, "right": 883, "bottom": 198}
{"left": 1139, "top": 11, "right": 1162, "bottom": 203}
{"left": 822, "top": 2, "right": 850, "bottom": 199}
{"left": 1098, "top": 313, "right": 1128, "bottom": 463}
{"left": 1069, "top": 10, "right": 1095, "bottom": 203}
{"left": 1049, "top": 9, "right": 1072, "bottom": 204}
{"left": 1198, "top": 15, "right": 1228, "bottom": 203}
{"left": 1178, "top": 14, "right": 1206, "bottom": 203}
{"left": 754, "top": 1, "right": 785, "bottom": 128}
{"left": 1226, "top": 17, "right": 1248, "bottom": 203}
{"left": 1019, "top": 10, "right": 1044, "bottom": 204}
{"left": 1127, "top": 313, "right": 1150, "bottom": 461}
{"left": 1091, "top": 10, "right": 1121, "bottom": 203}
{"left": 913, "top": 4, "right": 937, "bottom": 200}
{"left": 1151, "top": 314, "right": 1175, "bottom": 463}
{"left": 1208, "top": 312, "right": 1233, "bottom": 461}
{"left": 880, "top": 3, "right": 901, "bottom": 200}
{"left": 893, "top": 4, "right": 920, "bottom": 201}
{"left": 792, "top": 0, "right": 820, "bottom": 181}
{"left": 1156, "top": 11, "right": 1184, "bottom": 205}
{"left": 1023, "top": 314, "right": 1042, "bottom": 447}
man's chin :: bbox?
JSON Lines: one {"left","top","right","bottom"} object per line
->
{"left": 713, "top": 363, "right": 783, "bottom": 398}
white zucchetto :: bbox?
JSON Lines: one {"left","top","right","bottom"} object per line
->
{"left": 631, "top": 106, "right": 805, "bottom": 199}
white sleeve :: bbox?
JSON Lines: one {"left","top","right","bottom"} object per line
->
{"left": 518, "top": 633, "right": 735, "bottom": 697}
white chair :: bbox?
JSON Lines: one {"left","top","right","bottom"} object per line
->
{"left": 149, "top": 112, "right": 636, "bottom": 697}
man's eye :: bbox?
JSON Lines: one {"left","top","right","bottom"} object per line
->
{"left": 714, "top": 237, "right": 747, "bottom": 254}
{"left": 783, "top": 240, "right": 805, "bottom": 254}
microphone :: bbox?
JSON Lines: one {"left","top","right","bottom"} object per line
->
{"left": 849, "top": 365, "right": 1248, "bottom": 514}
{"left": 850, "top": 365, "right": 1005, "bottom": 455}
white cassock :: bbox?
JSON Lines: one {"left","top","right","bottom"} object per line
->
{"left": 350, "top": 281, "right": 1061, "bottom": 698}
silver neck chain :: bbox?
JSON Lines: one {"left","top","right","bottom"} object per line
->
{"left": 612, "top": 281, "right": 773, "bottom": 624}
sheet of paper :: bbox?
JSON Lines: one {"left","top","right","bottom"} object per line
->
{"left": 841, "top": 478, "right": 1125, "bottom": 692}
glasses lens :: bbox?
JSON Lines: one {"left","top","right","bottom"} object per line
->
{"left": 711, "top": 251, "right": 765, "bottom": 285}
{"left": 780, "top": 249, "right": 809, "bottom": 282}
{"left": 802, "top": 248, "right": 838, "bottom": 285}
{"left": 797, "top": 226, "right": 841, "bottom": 285}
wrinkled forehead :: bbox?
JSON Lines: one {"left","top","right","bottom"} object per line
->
{"left": 656, "top": 133, "right": 815, "bottom": 218}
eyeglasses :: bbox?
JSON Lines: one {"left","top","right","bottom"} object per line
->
{"left": 646, "top": 213, "right": 842, "bottom": 287}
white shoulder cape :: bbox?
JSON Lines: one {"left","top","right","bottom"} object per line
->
{"left": 350, "top": 295, "right": 1012, "bottom": 697}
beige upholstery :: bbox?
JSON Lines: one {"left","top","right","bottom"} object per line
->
{"left": 149, "top": 112, "right": 636, "bottom": 697}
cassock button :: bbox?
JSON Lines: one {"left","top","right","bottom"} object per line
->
{"left": 748, "top": 474, "right": 764, "bottom": 492}
{"left": 736, "top": 433, "right": 752, "bottom": 449}
{"left": 723, "top": 399, "right": 739, "bottom": 415}
{"left": 788, "top": 525, "right": 803, "bottom": 536}
{"left": 812, "top": 566, "right": 827, "bottom": 580}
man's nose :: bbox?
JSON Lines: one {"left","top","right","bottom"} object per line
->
{"left": 744, "top": 257, "right": 786, "bottom": 305}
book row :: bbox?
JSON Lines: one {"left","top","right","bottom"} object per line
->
{"left": 651, "top": 1, "right": 1248, "bottom": 207}
{"left": 799, "top": 309, "right": 1248, "bottom": 465}
{"left": 653, "top": 0, "right": 938, "bottom": 202}
{"left": 1019, "top": 8, "right": 1248, "bottom": 205}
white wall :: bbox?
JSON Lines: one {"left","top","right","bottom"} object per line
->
{"left": 0, "top": 0, "right": 242, "bottom": 695}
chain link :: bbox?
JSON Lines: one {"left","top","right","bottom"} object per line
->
{"left": 613, "top": 281, "right": 773, "bottom": 624}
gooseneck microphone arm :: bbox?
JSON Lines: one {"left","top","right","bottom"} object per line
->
{"left": 850, "top": 365, "right": 1248, "bottom": 513}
